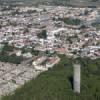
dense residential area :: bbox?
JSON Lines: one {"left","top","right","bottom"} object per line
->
{"left": 0, "top": 5, "right": 99, "bottom": 59}
{"left": 0, "top": 1, "right": 100, "bottom": 100}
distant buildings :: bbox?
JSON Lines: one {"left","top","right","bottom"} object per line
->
{"left": 32, "top": 56, "right": 60, "bottom": 71}
{"left": 0, "top": 5, "right": 99, "bottom": 59}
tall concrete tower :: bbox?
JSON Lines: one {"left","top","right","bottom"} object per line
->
{"left": 73, "top": 64, "right": 81, "bottom": 93}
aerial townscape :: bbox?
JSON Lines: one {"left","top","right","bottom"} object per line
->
{"left": 0, "top": 0, "right": 100, "bottom": 100}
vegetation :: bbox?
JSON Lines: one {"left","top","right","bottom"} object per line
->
{"left": 21, "top": 47, "right": 32, "bottom": 54}
{"left": 21, "top": 46, "right": 40, "bottom": 56}
{"left": 2, "top": 43, "right": 14, "bottom": 52}
{"left": 1, "top": 55, "right": 100, "bottom": 100}
{"left": 31, "top": 48, "right": 39, "bottom": 56}
{"left": 37, "top": 30, "right": 47, "bottom": 39}
{"left": 92, "top": 22, "right": 100, "bottom": 30}
{"left": 0, "top": 53, "right": 23, "bottom": 64}
{"left": 0, "top": 43, "right": 23, "bottom": 64}
{"left": 59, "top": 18, "right": 81, "bottom": 25}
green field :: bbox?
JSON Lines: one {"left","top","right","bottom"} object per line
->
{"left": 2, "top": 55, "right": 100, "bottom": 100}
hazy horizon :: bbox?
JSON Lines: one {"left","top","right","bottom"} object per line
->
{"left": 0, "top": 0, "right": 100, "bottom": 6}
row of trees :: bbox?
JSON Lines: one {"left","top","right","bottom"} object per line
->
{"left": 59, "top": 18, "right": 81, "bottom": 25}
{"left": 0, "top": 53, "right": 23, "bottom": 64}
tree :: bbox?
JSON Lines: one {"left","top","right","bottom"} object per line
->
{"left": 59, "top": 18, "right": 81, "bottom": 25}
{"left": 2, "top": 43, "right": 14, "bottom": 52}
{"left": 37, "top": 30, "right": 47, "bottom": 39}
